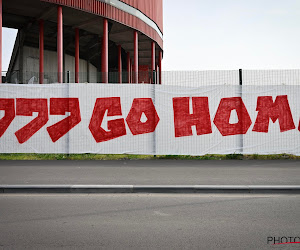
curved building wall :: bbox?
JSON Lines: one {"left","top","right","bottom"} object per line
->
{"left": 3, "top": 0, "right": 163, "bottom": 84}
{"left": 41, "top": 0, "right": 163, "bottom": 49}
{"left": 120, "top": 0, "right": 163, "bottom": 33}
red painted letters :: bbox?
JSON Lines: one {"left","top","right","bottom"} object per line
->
{"left": 15, "top": 99, "right": 49, "bottom": 144}
{"left": 214, "top": 97, "right": 252, "bottom": 136}
{"left": 126, "top": 98, "right": 160, "bottom": 135}
{"left": 253, "top": 95, "right": 295, "bottom": 133}
{"left": 0, "top": 94, "right": 298, "bottom": 144}
{"left": 173, "top": 97, "right": 212, "bottom": 137}
{"left": 47, "top": 98, "right": 81, "bottom": 142}
{"left": 0, "top": 99, "right": 15, "bottom": 138}
{"left": 89, "top": 97, "right": 126, "bottom": 143}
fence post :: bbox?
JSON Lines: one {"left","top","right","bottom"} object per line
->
{"left": 152, "top": 81, "right": 157, "bottom": 157}
{"left": 152, "top": 70, "right": 157, "bottom": 84}
{"left": 239, "top": 69, "right": 243, "bottom": 86}
{"left": 67, "top": 71, "right": 70, "bottom": 83}
{"left": 239, "top": 69, "right": 243, "bottom": 155}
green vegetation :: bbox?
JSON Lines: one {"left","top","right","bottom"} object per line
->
{"left": 0, "top": 153, "right": 299, "bottom": 160}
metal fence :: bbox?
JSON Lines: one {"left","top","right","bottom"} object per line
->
{"left": 2, "top": 69, "right": 300, "bottom": 86}
{"left": 0, "top": 82, "right": 299, "bottom": 155}
{"left": 162, "top": 69, "right": 300, "bottom": 86}
{"left": 0, "top": 69, "right": 300, "bottom": 155}
{"left": 2, "top": 70, "right": 159, "bottom": 85}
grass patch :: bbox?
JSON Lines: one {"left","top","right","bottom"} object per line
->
{"left": 0, "top": 153, "right": 299, "bottom": 160}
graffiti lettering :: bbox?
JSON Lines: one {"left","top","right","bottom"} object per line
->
{"left": 47, "top": 98, "right": 81, "bottom": 142}
{"left": 214, "top": 97, "right": 252, "bottom": 136}
{"left": 253, "top": 95, "right": 295, "bottom": 133}
{"left": 89, "top": 97, "right": 127, "bottom": 143}
{"left": 15, "top": 99, "right": 49, "bottom": 144}
{"left": 173, "top": 97, "right": 212, "bottom": 137}
{"left": 0, "top": 99, "right": 15, "bottom": 138}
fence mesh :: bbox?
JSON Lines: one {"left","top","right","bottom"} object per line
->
{"left": 1, "top": 69, "right": 299, "bottom": 155}
{"left": 3, "top": 69, "right": 300, "bottom": 86}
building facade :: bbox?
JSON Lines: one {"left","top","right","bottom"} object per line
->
{"left": 1, "top": 0, "right": 163, "bottom": 84}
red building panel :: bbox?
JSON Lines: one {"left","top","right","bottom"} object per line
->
{"left": 41, "top": 0, "right": 163, "bottom": 49}
{"left": 119, "top": 0, "right": 163, "bottom": 33}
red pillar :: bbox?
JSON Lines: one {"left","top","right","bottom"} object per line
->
{"left": 130, "top": 59, "right": 133, "bottom": 83}
{"left": 159, "top": 50, "right": 162, "bottom": 85}
{"left": 57, "top": 6, "right": 63, "bottom": 83}
{"left": 0, "top": 0, "right": 2, "bottom": 84}
{"left": 39, "top": 20, "right": 44, "bottom": 84}
{"left": 151, "top": 41, "right": 155, "bottom": 84}
{"left": 102, "top": 18, "right": 108, "bottom": 83}
{"left": 127, "top": 52, "right": 130, "bottom": 83}
{"left": 75, "top": 28, "right": 79, "bottom": 83}
{"left": 156, "top": 64, "right": 159, "bottom": 84}
{"left": 118, "top": 45, "right": 122, "bottom": 84}
{"left": 133, "top": 31, "right": 138, "bottom": 83}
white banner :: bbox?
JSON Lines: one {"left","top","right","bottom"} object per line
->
{"left": 0, "top": 84, "right": 299, "bottom": 155}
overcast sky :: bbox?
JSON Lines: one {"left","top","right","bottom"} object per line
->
{"left": 2, "top": 28, "right": 17, "bottom": 71}
{"left": 2, "top": 0, "right": 300, "bottom": 71}
{"left": 163, "top": 0, "right": 300, "bottom": 70}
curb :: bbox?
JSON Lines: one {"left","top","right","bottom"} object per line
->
{"left": 0, "top": 185, "right": 300, "bottom": 194}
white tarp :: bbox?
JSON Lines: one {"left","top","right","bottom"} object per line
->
{"left": 0, "top": 84, "right": 299, "bottom": 155}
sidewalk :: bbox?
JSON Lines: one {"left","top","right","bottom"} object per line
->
{"left": 0, "top": 160, "right": 299, "bottom": 193}
{"left": 1, "top": 160, "right": 300, "bottom": 185}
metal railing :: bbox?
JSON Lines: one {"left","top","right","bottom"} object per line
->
{"left": 3, "top": 70, "right": 159, "bottom": 85}
{"left": 2, "top": 69, "right": 300, "bottom": 86}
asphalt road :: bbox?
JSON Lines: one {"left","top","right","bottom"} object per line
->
{"left": 0, "top": 194, "right": 299, "bottom": 249}
{"left": 0, "top": 160, "right": 299, "bottom": 185}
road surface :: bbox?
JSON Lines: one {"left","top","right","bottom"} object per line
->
{"left": 0, "top": 194, "right": 299, "bottom": 249}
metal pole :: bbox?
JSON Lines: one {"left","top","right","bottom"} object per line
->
{"left": 127, "top": 52, "right": 130, "bottom": 83}
{"left": 156, "top": 65, "right": 158, "bottom": 85}
{"left": 239, "top": 69, "right": 243, "bottom": 86}
{"left": 159, "top": 50, "right": 162, "bottom": 85}
{"left": 239, "top": 69, "right": 243, "bottom": 154}
{"left": 133, "top": 31, "right": 138, "bottom": 83}
{"left": 87, "top": 54, "right": 90, "bottom": 83}
{"left": 19, "top": 30, "right": 24, "bottom": 84}
{"left": 75, "top": 28, "right": 80, "bottom": 83}
{"left": 118, "top": 45, "right": 122, "bottom": 84}
{"left": 39, "top": 20, "right": 44, "bottom": 84}
{"left": 102, "top": 18, "right": 108, "bottom": 83}
{"left": 151, "top": 41, "right": 155, "bottom": 84}
{"left": 57, "top": 6, "right": 63, "bottom": 83}
{"left": 67, "top": 70, "right": 70, "bottom": 83}
{"left": 130, "top": 58, "right": 133, "bottom": 83}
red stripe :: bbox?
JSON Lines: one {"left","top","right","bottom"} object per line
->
{"left": 273, "top": 242, "right": 300, "bottom": 245}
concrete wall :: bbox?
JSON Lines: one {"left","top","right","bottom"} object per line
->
{"left": 10, "top": 55, "right": 20, "bottom": 84}
{"left": 20, "top": 46, "right": 97, "bottom": 84}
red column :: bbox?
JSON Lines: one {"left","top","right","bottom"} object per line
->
{"left": 75, "top": 28, "right": 79, "bottom": 83}
{"left": 156, "top": 64, "right": 159, "bottom": 84}
{"left": 39, "top": 20, "right": 44, "bottom": 84}
{"left": 133, "top": 31, "right": 138, "bottom": 83}
{"left": 118, "top": 45, "right": 122, "bottom": 84}
{"left": 130, "top": 59, "right": 133, "bottom": 83}
{"left": 102, "top": 18, "right": 108, "bottom": 83}
{"left": 57, "top": 6, "right": 63, "bottom": 83}
{"left": 159, "top": 50, "right": 162, "bottom": 85}
{"left": 151, "top": 41, "right": 155, "bottom": 84}
{"left": 0, "top": 0, "right": 2, "bottom": 84}
{"left": 127, "top": 52, "right": 130, "bottom": 83}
